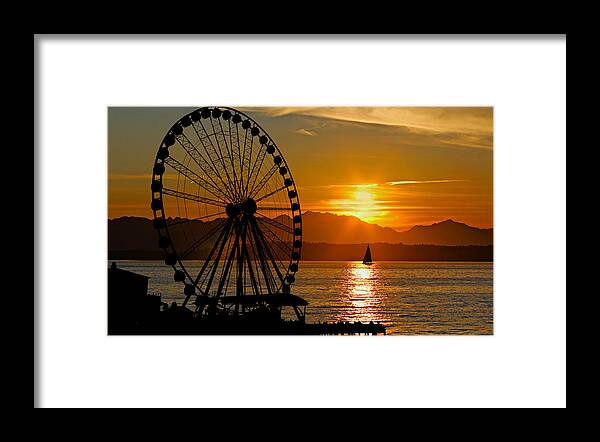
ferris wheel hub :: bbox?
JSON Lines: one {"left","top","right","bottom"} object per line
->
{"left": 243, "top": 198, "right": 257, "bottom": 215}
{"left": 226, "top": 198, "right": 257, "bottom": 218}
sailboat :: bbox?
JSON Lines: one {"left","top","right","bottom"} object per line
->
{"left": 362, "top": 244, "right": 373, "bottom": 265}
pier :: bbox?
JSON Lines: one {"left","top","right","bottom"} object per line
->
{"left": 108, "top": 263, "right": 386, "bottom": 335}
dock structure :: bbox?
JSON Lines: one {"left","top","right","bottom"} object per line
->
{"left": 121, "top": 316, "right": 386, "bottom": 336}
{"left": 108, "top": 263, "right": 386, "bottom": 336}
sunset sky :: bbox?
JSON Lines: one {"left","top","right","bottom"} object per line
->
{"left": 108, "top": 107, "right": 493, "bottom": 231}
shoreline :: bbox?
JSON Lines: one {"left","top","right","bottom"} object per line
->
{"left": 108, "top": 257, "right": 493, "bottom": 263}
{"left": 109, "top": 245, "right": 493, "bottom": 262}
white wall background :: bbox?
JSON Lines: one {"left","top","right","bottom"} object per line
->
{"left": 35, "top": 36, "right": 566, "bottom": 408}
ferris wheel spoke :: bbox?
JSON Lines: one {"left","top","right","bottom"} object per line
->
{"left": 248, "top": 220, "right": 275, "bottom": 294}
{"left": 180, "top": 218, "right": 228, "bottom": 261}
{"left": 249, "top": 218, "right": 286, "bottom": 288}
{"left": 222, "top": 247, "right": 237, "bottom": 298}
{"left": 256, "top": 218, "right": 294, "bottom": 256}
{"left": 187, "top": 125, "right": 237, "bottom": 201}
{"left": 256, "top": 206, "right": 293, "bottom": 212}
{"left": 255, "top": 212, "right": 294, "bottom": 235}
{"left": 202, "top": 219, "right": 236, "bottom": 296}
{"left": 249, "top": 164, "right": 279, "bottom": 199}
{"left": 215, "top": 118, "right": 243, "bottom": 200}
{"left": 195, "top": 120, "right": 239, "bottom": 201}
{"left": 245, "top": 224, "right": 264, "bottom": 294}
{"left": 246, "top": 149, "right": 267, "bottom": 195}
{"left": 216, "top": 220, "right": 242, "bottom": 297}
{"left": 257, "top": 219, "right": 293, "bottom": 255}
{"left": 239, "top": 125, "right": 249, "bottom": 193}
{"left": 194, "top": 218, "right": 234, "bottom": 289}
{"left": 167, "top": 211, "right": 227, "bottom": 227}
{"left": 241, "top": 222, "right": 261, "bottom": 297}
{"left": 164, "top": 156, "right": 228, "bottom": 203}
{"left": 236, "top": 123, "right": 246, "bottom": 193}
{"left": 234, "top": 121, "right": 245, "bottom": 195}
{"left": 209, "top": 233, "right": 233, "bottom": 297}
{"left": 256, "top": 219, "right": 288, "bottom": 289}
{"left": 209, "top": 118, "right": 241, "bottom": 201}
{"left": 235, "top": 220, "right": 246, "bottom": 300}
{"left": 254, "top": 185, "right": 288, "bottom": 203}
{"left": 163, "top": 188, "right": 227, "bottom": 207}
{"left": 182, "top": 221, "right": 230, "bottom": 306}
{"left": 216, "top": 221, "right": 238, "bottom": 295}
{"left": 174, "top": 133, "right": 235, "bottom": 201}
{"left": 218, "top": 118, "right": 242, "bottom": 200}
{"left": 244, "top": 134, "right": 255, "bottom": 197}
{"left": 175, "top": 132, "right": 227, "bottom": 194}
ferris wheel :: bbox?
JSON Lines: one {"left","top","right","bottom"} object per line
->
{"left": 150, "top": 107, "right": 302, "bottom": 315}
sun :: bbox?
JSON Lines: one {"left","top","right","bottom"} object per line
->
{"left": 327, "top": 184, "right": 389, "bottom": 224}
{"left": 354, "top": 189, "right": 374, "bottom": 204}
{"left": 349, "top": 189, "right": 379, "bottom": 222}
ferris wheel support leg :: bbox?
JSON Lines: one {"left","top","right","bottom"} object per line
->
{"left": 248, "top": 218, "right": 275, "bottom": 295}
{"left": 203, "top": 220, "right": 235, "bottom": 299}
{"left": 216, "top": 219, "right": 242, "bottom": 299}
{"left": 249, "top": 217, "right": 285, "bottom": 290}
{"left": 242, "top": 222, "right": 261, "bottom": 297}
{"left": 183, "top": 218, "right": 233, "bottom": 307}
{"left": 235, "top": 219, "right": 247, "bottom": 311}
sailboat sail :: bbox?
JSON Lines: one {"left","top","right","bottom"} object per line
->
{"left": 362, "top": 244, "right": 373, "bottom": 264}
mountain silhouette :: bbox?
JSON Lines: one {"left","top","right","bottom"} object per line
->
{"left": 395, "top": 218, "right": 493, "bottom": 246}
{"left": 300, "top": 211, "right": 404, "bottom": 244}
{"left": 108, "top": 216, "right": 224, "bottom": 254}
{"left": 108, "top": 213, "right": 492, "bottom": 254}
{"left": 300, "top": 212, "right": 492, "bottom": 246}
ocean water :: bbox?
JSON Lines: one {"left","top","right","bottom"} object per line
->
{"left": 111, "top": 260, "right": 493, "bottom": 335}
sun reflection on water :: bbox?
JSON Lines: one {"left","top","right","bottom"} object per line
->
{"left": 338, "top": 262, "right": 387, "bottom": 324}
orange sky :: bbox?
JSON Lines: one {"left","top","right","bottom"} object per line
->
{"left": 108, "top": 107, "right": 493, "bottom": 231}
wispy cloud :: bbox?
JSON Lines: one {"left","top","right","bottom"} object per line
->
{"left": 242, "top": 106, "right": 493, "bottom": 149}
{"left": 306, "top": 180, "right": 463, "bottom": 189}
{"left": 310, "top": 183, "right": 379, "bottom": 189}
{"left": 294, "top": 128, "right": 317, "bottom": 136}
{"left": 293, "top": 121, "right": 328, "bottom": 137}
{"left": 387, "top": 179, "right": 465, "bottom": 186}
{"left": 245, "top": 106, "right": 491, "bottom": 131}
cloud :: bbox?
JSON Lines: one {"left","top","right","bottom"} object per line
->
{"left": 242, "top": 106, "right": 493, "bottom": 149}
{"left": 294, "top": 128, "right": 317, "bottom": 136}
{"left": 307, "top": 180, "right": 463, "bottom": 189}
{"left": 293, "top": 121, "right": 328, "bottom": 137}
{"left": 387, "top": 179, "right": 465, "bottom": 186}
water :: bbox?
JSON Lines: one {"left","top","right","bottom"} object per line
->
{"left": 111, "top": 260, "right": 493, "bottom": 335}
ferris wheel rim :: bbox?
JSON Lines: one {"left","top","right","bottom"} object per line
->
{"left": 150, "top": 106, "right": 302, "bottom": 305}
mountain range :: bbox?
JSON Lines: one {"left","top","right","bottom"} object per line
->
{"left": 108, "top": 212, "right": 492, "bottom": 253}
{"left": 299, "top": 212, "right": 493, "bottom": 246}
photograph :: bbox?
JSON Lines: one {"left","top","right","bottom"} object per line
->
{"left": 108, "top": 106, "right": 493, "bottom": 335}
